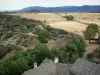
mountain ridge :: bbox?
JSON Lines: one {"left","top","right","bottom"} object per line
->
{"left": 21, "top": 5, "right": 100, "bottom": 12}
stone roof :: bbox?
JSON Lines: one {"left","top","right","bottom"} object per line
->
{"left": 70, "top": 59, "right": 100, "bottom": 75}
{"left": 22, "top": 59, "right": 56, "bottom": 75}
{"left": 22, "top": 58, "right": 100, "bottom": 75}
{"left": 56, "top": 63, "right": 72, "bottom": 75}
{"left": 22, "top": 58, "right": 72, "bottom": 75}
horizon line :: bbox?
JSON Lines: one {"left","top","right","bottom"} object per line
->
{"left": 0, "top": 5, "right": 100, "bottom": 11}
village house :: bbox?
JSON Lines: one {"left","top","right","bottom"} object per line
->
{"left": 22, "top": 58, "right": 100, "bottom": 75}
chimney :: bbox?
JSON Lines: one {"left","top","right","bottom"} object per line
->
{"left": 34, "top": 62, "right": 37, "bottom": 68}
{"left": 54, "top": 57, "right": 59, "bottom": 63}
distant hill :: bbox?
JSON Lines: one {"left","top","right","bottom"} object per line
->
{"left": 21, "top": 5, "right": 100, "bottom": 12}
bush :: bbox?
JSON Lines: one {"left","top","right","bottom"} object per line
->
{"left": 0, "top": 44, "right": 54, "bottom": 75}
{"left": 38, "top": 33, "right": 48, "bottom": 43}
{"left": 0, "top": 38, "right": 86, "bottom": 75}
{"left": 0, "top": 45, "right": 11, "bottom": 59}
{"left": 0, "top": 50, "right": 36, "bottom": 75}
{"left": 44, "top": 25, "right": 52, "bottom": 31}
{"left": 3, "top": 31, "right": 14, "bottom": 40}
{"left": 67, "top": 36, "right": 86, "bottom": 63}
{"left": 93, "top": 47, "right": 100, "bottom": 59}
{"left": 38, "top": 29, "right": 51, "bottom": 43}
{"left": 51, "top": 48, "right": 60, "bottom": 57}
{"left": 0, "top": 44, "right": 23, "bottom": 59}
{"left": 0, "top": 58, "right": 30, "bottom": 75}
{"left": 34, "top": 44, "right": 53, "bottom": 64}
{"left": 86, "top": 47, "right": 100, "bottom": 63}
{"left": 98, "top": 18, "right": 100, "bottom": 20}
{"left": 64, "top": 15, "right": 74, "bottom": 20}
{"left": 0, "top": 14, "right": 42, "bottom": 34}
{"left": 86, "top": 53, "right": 94, "bottom": 60}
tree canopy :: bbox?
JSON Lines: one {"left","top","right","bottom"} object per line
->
{"left": 84, "top": 23, "right": 99, "bottom": 43}
{"left": 38, "top": 29, "right": 51, "bottom": 43}
{"left": 67, "top": 36, "right": 86, "bottom": 62}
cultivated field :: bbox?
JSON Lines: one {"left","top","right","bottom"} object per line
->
{"left": 11, "top": 12, "right": 100, "bottom": 53}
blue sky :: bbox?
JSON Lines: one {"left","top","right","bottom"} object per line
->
{"left": 0, "top": 0, "right": 100, "bottom": 10}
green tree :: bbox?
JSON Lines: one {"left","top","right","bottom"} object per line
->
{"left": 84, "top": 23, "right": 99, "bottom": 43}
{"left": 0, "top": 58, "right": 30, "bottom": 75}
{"left": 67, "top": 36, "right": 86, "bottom": 63}
{"left": 38, "top": 29, "right": 51, "bottom": 43}
{"left": 34, "top": 44, "right": 53, "bottom": 64}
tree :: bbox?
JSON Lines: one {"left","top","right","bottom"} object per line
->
{"left": 67, "top": 36, "right": 86, "bottom": 63}
{"left": 84, "top": 23, "right": 99, "bottom": 43}
{"left": 34, "top": 44, "right": 53, "bottom": 64}
{"left": 0, "top": 49, "right": 36, "bottom": 75}
{"left": 0, "top": 58, "right": 30, "bottom": 75}
{"left": 38, "top": 29, "right": 51, "bottom": 43}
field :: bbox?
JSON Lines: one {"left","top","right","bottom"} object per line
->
{"left": 11, "top": 13, "right": 100, "bottom": 35}
{"left": 11, "top": 12, "right": 100, "bottom": 53}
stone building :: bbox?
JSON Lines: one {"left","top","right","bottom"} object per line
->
{"left": 22, "top": 58, "right": 100, "bottom": 75}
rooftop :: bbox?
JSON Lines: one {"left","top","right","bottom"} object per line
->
{"left": 22, "top": 58, "right": 100, "bottom": 75}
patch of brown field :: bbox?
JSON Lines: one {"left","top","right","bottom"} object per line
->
{"left": 49, "top": 21, "right": 86, "bottom": 35}
{"left": 60, "top": 13, "right": 100, "bottom": 26}
{"left": 11, "top": 13, "right": 65, "bottom": 21}
{"left": 11, "top": 13, "right": 100, "bottom": 25}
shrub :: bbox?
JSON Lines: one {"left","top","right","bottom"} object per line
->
{"left": 3, "top": 31, "right": 14, "bottom": 40}
{"left": 93, "top": 47, "right": 100, "bottom": 59}
{"left": 0, "top": 58, "right": 30, "bottom": 75}
{"left": 98, "top": 18, "right": 100, "bottom": 20}
{"left": 86, "top": 53, "right": 94, "bottom": 60}
{"left": 51, "top": 48, "right": 60, "bottom": 57}
{"left": 0, "top": 50, "right": 36, "bottom": 75}
{"left": 45, "top": 25, "right": 52, "bottom": 31}
{"left": 0, "top": 14, "right": 42, "bottom": 33}
{"left": 67, "top": 36, "right": 86, "bottom": 63}
{"left": 38, "top": 29, "right": 51, "bottom": 43}
{"left": 0, "top": 45, "right": 11, "bottom": 59}
{"left": 86, "top": 47, "right": 100, "bottom": 63}
{"left": 64, "top": 15, "right": 74, "bottom": 20}
{"left": 34, "top": 44, "right": 53, "bottom": 64}
{"left": 59, "top": 50, "right": 69, "bottom": 63}
{"left": 0, "top": 44, "right": 23, "bottom": 59}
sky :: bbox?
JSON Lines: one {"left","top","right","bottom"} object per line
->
{"left": 0, "top": 0, "right": 100, "bottom": 10}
